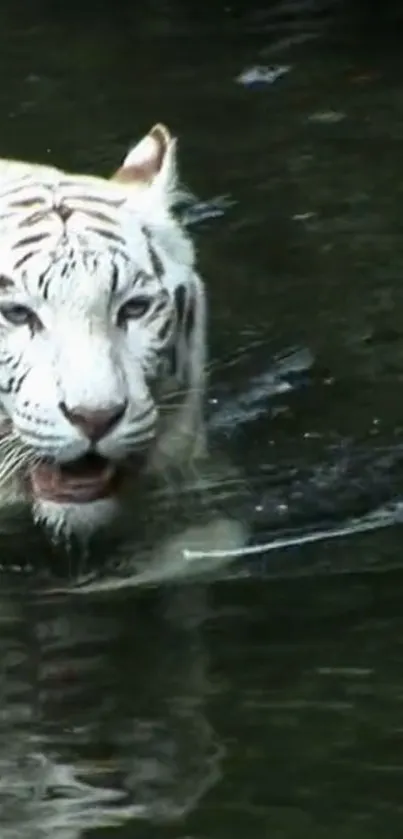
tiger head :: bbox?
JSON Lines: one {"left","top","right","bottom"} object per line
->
{"left": 0, "top": 124, "right": 206, "bottom": 540}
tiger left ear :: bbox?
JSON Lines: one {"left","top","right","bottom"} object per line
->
{"left": 112, "top": 123, "right": 175, "bottom": 187}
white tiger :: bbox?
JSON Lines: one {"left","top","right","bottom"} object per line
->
{"left": 0, "top": 124, "right": 207, "bottom": 539}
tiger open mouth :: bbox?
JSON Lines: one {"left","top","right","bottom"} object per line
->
{"left": 30, "top": 453, "right": 123, "bottom": 504}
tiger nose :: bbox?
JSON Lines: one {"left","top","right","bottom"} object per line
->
{"left": 59, "top": 400, "right": 128, "bottom": 442}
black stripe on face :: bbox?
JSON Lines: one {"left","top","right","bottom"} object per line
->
{"left": 0, "top": 180, "right": 38, "bottom": 201}
{"left": 14, "top": 251, "right": 35, "bottom": 271}
{"left": 79, "top": 209, "right": 116, "bottom": 224}
{"left": 142, "top": 226, "right": 164, "bottom": 279}
{"left": 37, "top": 261, "right": 58, "bottom": 301}
{"left": 86, "top": 226, "right": 127, "bottom": 245}
{"left": 167, "top": 345, "right": 177, "bottom": 378}
{"left": 12, "top": 233, "right": 48, "bottom": 250}
{"left": 9, "top": 197, "right": 46, "bottom": 209}
{"left": 149, "top": 244, "right": 164, "bottom": 279}
{"left": 111, "top": 263, "right": 119, "bottom": 294}
{"left": 174, "top": 285, "right": 186, "bottom": 325}
{"left": 0, "top": 275, "right": 14, "bottom": 291}
{"left": 18, "top": 211, "right": 50, "bottom": 228}
{"left": 0, "top": 369, "right": 27, "bottom": 394}
{"left": 0, "top": 377, "right": 15, "bottom": 394}
{"left": 37, "top": 270, "right": 50, "bottom": 300}
{"left": 185, "top": 294, "right": 195, "bottom": 340}
{"left": 64, "top": 193, "right": 123, "bottom": 209}
{"left": 133, "top": 270, "right": 152, "bottom": 290}
{"left": 158, "top": 315, "right": 174, "bottom": 343}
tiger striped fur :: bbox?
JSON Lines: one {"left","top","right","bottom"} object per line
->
{"left": 0, "top": 124, "right": 207, "bottom": 539}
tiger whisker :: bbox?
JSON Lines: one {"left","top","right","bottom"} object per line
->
{"left": 0, "top": 443, "right": 24, "bottom": 465}
{"left": 0, "top": 440, "right": 32, "bottom": 466}
{"left": 159, "top": 403, "right": 189, "bottom": 412}
{"left": 0, "top": 431, "right": 20, "bottom": 448}
{"left": 206, "top": 337, "right": 269, "bottom": 376}
{"left": 0, "top": 443, "right": 18, "bottom": 462}
{"left": 0, "top": 455, "right": 28, "bottom": 486}
{"left": 159, "top": 386, "right": 204, "bottom": 406}
{"left": 0, "top": 432, "right": 38, "bottom": 487}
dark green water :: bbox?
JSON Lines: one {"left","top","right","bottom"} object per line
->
{"left": 2, "top": 2, "right": 403, "bottom": 836}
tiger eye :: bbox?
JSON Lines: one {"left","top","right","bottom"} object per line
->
{"left": 0, "top": 304, "right": 42, "bottom": 332}
{"left": 117, "top": 296, "right": 152, "bottom": 327}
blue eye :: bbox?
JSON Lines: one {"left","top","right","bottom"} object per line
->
{"left": 118, "top": 296, "right": 151, "bottom": 325}
{"left": 0, "top": 304, "right": 41, "bottom": 329}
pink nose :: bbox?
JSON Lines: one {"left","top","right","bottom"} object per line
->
{"left": 59, "top": 400, "right": 127, "bottom": 442}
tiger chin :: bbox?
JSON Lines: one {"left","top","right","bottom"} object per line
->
{"left": 0, "top": 123, "right": 207, "bottom": 546}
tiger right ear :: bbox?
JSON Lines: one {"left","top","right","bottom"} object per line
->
{"left": 112, "top": 124, "right": 176, "bottom": 191}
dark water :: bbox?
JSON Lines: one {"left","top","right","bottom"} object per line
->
{"left": 3, "top": 1, "right": 403, "bottom": 836}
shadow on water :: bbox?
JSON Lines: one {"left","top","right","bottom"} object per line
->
{"left": 2, "top": 0, "right": 403, "bottom": 836}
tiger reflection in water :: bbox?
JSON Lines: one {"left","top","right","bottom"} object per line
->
{"left": 0, "top": 587, "right": 222, "bottom": 834}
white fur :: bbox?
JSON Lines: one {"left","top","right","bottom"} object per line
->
{"left": 0, "top": 126, "right": 207, "bottom": 540}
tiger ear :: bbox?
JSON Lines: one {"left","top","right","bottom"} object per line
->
{"left": 112, "top": 124, "right": 176, "bottom": 195}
